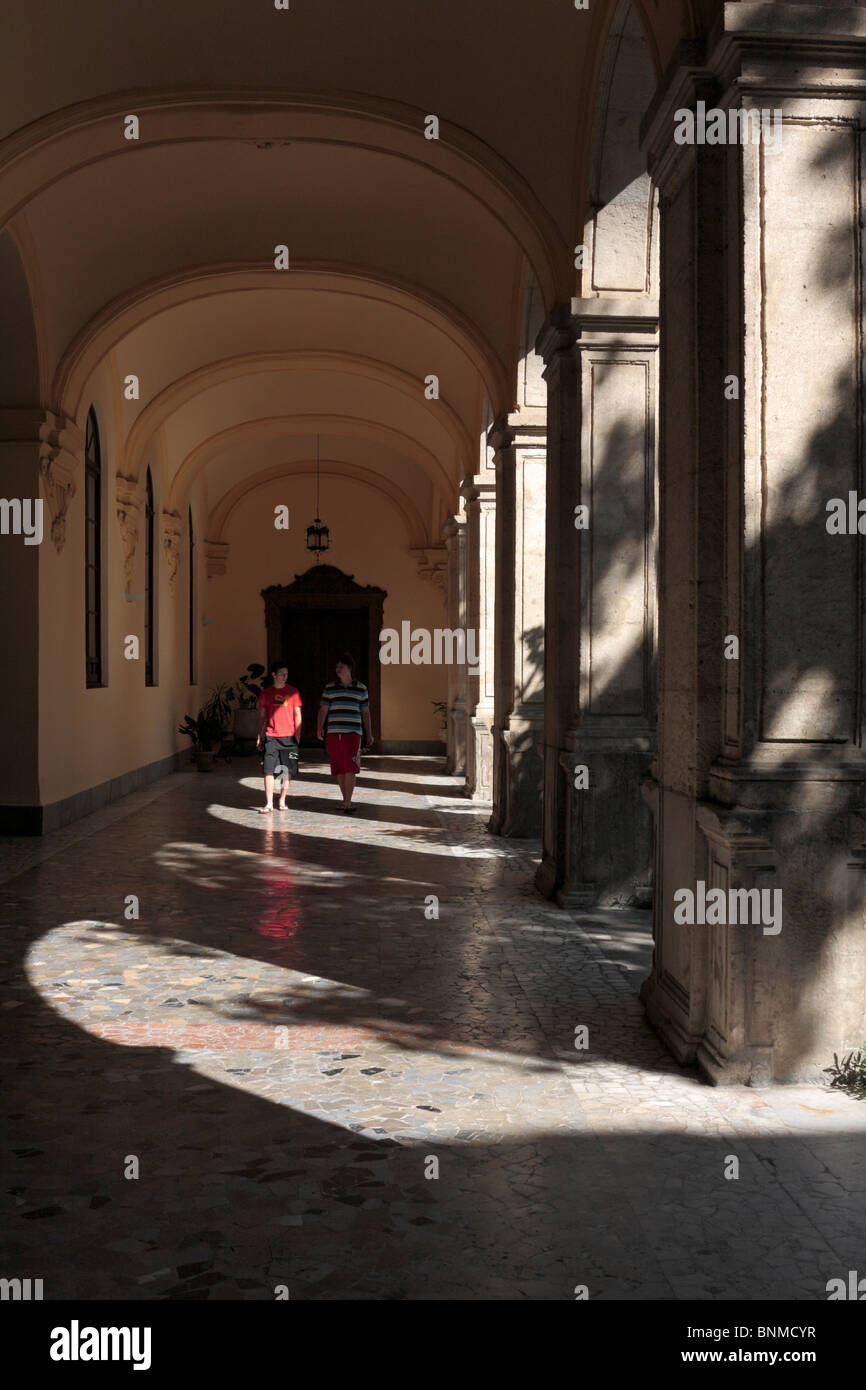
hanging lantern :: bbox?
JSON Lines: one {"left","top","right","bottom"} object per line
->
{"left": 305, "top": 434, "right": 330, "bottom": 561}
{"left": 305, "top": 516, "right": 330, "bottom": 557}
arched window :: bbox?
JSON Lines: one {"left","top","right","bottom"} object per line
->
{"left": 188, "top": 505, "right": 196, "bottom": 685}
{"left": 84, "top": 407, "right": 103, "bottom": 687}
{"left": 145, "top": 466, "right": 155, "bottom": 685}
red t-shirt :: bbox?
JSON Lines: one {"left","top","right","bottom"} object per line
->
{"left": 258, "top": 684, "right": 302, "bottom": 737}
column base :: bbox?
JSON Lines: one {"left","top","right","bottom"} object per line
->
{"left": 491, "top": 720, "right": 543, "bottom": 837}
{"left": 642, "top": 970, "right": 777, "bottom": 1086}
{"left": 640, "top": 971, "right": 702, "bottom": 1068}
{"left": 645, "top": 777, "right": 866, "bottom": 1083}
{"left": 468, "top": 712, "right": 494, "bottom": 802}
{"left": 534, "top": 852, "right": 559, "bottom": 900}
{"left": 548, "top": 732, "right": 655, "bottom": 907}
{"left": 446, "top": 700, "right": 467, "bottom": 777}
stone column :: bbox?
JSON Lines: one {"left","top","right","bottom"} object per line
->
{"left": 461, "top": 476, "right": 496, "bottom": 800}
{"left": 536, "top": 302, "right": 658, "bottom": 904}
{"left": 489, "top": 416, "right": 546, "bottom": 836}
{"left": 536, "top": 311, "right": 580, "bottom": 896}
{"left": 640, "top": 4, "right": 866, "bottom": 1083}
{"left": 442, "top": 514, "right": 467, "bottom": 775}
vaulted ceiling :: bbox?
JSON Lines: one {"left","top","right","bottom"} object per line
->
{"left": 0, "top": 0, "right": 722, "bottom": 546}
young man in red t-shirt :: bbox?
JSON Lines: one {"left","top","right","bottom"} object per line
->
{"left": 256, "top": 661, "right": 302, "bottom": 813}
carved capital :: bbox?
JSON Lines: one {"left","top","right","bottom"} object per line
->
{"left": 115, "top": 474, "right": 141, "bottom": 592}
{"left": 162, "top": 509, "right": 184, "bottom": 593}
{"left": 38, "top": 412, "right": 83, "bottom": 554}
{"left": 410, "top": 546, "right": 447, "bottom": 593}
{"left": 205, "top": 539, "right": 229, "bottom": 578}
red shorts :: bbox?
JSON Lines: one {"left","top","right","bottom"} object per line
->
{"left": 326, "top": 732, "right": 362, "bottom": 775}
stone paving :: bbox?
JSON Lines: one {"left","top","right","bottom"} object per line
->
{"left": 1, "top": 755, "right": 864, "bottom": 1300}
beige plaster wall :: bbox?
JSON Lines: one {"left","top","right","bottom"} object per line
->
{"left": 2, "top": 444, "right": 40, "bottom": 804}
{"left": 38, "top": 379, "right": 207, "bottom": 806}
{"left": 202, "top": 476, "right": 447, "bottom": 741}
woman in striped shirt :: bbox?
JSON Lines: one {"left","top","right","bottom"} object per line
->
{"left": 316, "top": 652, "right": 373, "bottom": 814}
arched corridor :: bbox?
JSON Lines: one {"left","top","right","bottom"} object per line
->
{"left": 2, "top": 0, "right": 866, "bottom": 1310}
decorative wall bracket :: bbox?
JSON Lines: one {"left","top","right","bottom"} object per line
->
{"left": 38, "top": 412, "right": 83, "bottom": 554}
{"left": 115, "top": 474, "right": 140, "bottom": 593}
{"left": 162, "top": 510, "right": 184, "bottom": 593}
{"left": 410, "top": 546, "right": 447, "bottom": 592}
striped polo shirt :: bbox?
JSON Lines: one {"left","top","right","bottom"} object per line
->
{"left": 320, "top": 680, "right": 369, "bottom": 735}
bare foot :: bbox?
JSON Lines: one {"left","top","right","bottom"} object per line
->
{"left": 278, "top": 803, "right": 288, "bottom": 812}
{"left": 258, "top": 805, "right": 274, "bottom": 814}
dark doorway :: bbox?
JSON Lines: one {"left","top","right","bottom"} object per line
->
{"left": 281, "top": 607, "right": 369, "bottom": 746}
{"left": 262, "top": 566, "right": 386, "bottom": 748}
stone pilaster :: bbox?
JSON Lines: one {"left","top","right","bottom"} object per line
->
{"left": 204, "top": 540, "right": 229, "bottom": 578}
{"left": 574, "top": 300, "right": 658, "bottom": 904}
{"left": 536, "top": 309, "right": 581, "bottom": 897}
{"left": 442, "top": 515, "right": 467, "bottom": 775}
{"left": 489, "top": 415, "right": 546, "bottom": 836}
{"left": 535, "top": 302, "right": 658, "bottom": 903}
{"left": 460, "top": 476, "right": 496, "bottom": 801}
{"left": 640, "top": 3, "right": 866, "bottom": 1082}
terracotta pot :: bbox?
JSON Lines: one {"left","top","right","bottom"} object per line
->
{"left": 194, "top": 750, "right": 215, "bottom": 772}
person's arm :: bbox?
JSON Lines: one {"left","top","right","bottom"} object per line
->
{"left": 294, "top": 698, "right": 303, "bottom": 739}
{"left": 316, "top": 693, "right": 327, "bottom": 741}
{"left": 256, "top": 695, "right": 268, "bottom": 748}
{"left": 362, "top": 706, "right": 373, "bottom": 748}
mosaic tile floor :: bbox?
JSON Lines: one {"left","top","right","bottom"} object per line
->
{"left": 2, "top": 755, "right": 865, "bottom": 1300}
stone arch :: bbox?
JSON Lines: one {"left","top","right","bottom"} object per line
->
{"left": 54, "top": 266, "right": 511, "bottom": 422}
{"left": 124, "top": 352, "right": 472, "bottom": 494}
{"left": 167, "top": 415, "right": 456, "bottom": 526}
{"left": 209, "top": 460, "right": 429, "bottom": 551}
{"left": 0, "top": 92, "right": 566, "bottom": 303}
{"left": 0, "top": 228, "right": 41, "bottom": 405}
{"left": 582, "top": 0, "right": 659, "bottom": 299}
{"left": 516, "top": 262, "right": 546, "bottom": 413}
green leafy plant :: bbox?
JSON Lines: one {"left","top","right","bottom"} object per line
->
{"left": 234, "top": 662, "right": 266, "bottom": 709}
{"left": 202, "top": 683, "right": 235, "bottom": 730}
{"left": 824, "top": 1046, "right": 866, "bottom": 1096}
{"left": 177, "top": 710, "right": 223, "bottom": 752}
{"left": 178, "top": 684, "right": 235, "bottom": 752}
{"left": 431, "top": 699, "right": 448, "bottom": 721}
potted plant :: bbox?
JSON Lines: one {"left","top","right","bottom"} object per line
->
{"left": 203, "top": 683, "right": 235, "bottom": 735}
{"left": 431, "top": 699, "right": 448, "bottom": 742}
{"left": 231, "top": 662, "right": 266, "bottom": 752}
{"left": 177, "top": 708, "right": 224, "bottom": 772}
{"left": 178, "top": 685, "right": 235, "bottom": 771}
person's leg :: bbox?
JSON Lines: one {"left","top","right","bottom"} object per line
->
{"left": 326, "top": 733, "right": 342, "bottom": 796}
{"left": 276, "top": 741, "right": 293, "bottom": 809}
{"left": 336, "top": 772, "right": 347, "bottom": 804}
{"left": 343, "top": 736, "right": 361, "bottom": 810}
{"left": 260, "top": 739, "right": 278, "bottom": 811}
{"left": 277, "top": 752, "right": 291, "bottom": 809}
{"left": 260, "top": 771, "right": 275, "bottom": 812}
